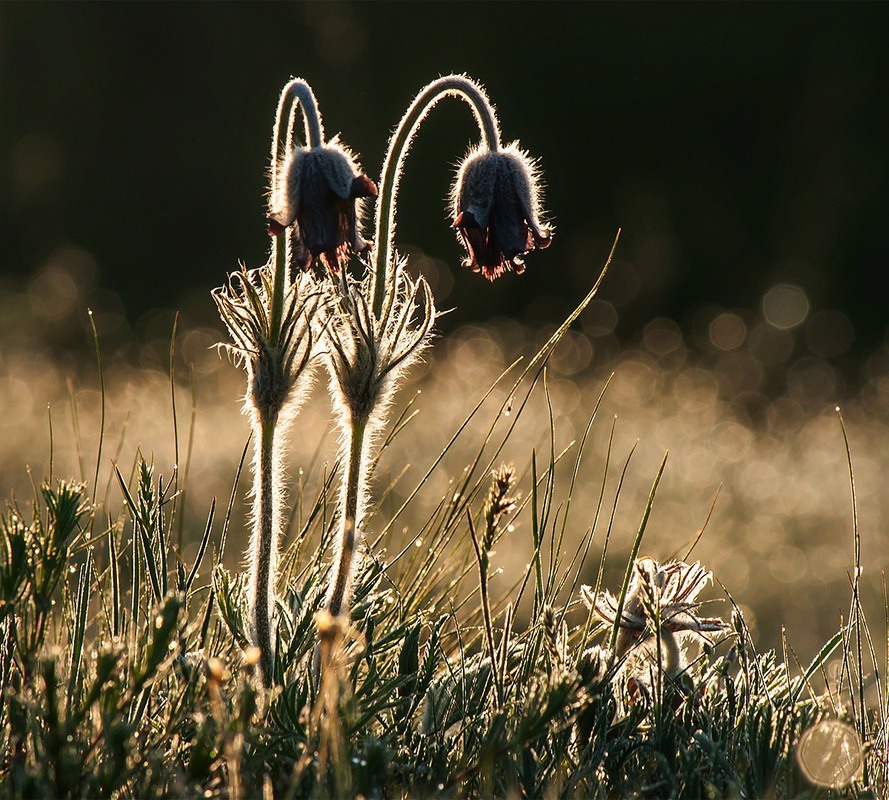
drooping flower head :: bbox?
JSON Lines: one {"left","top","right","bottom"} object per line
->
{"left": 269, "top": 139, "right": 377, "bottom": 273}
{"left": 452, "top": 143, "right": 552, "bottom": 281}
{"left": 582, "top": 558, "right": 728, "bottom": 666}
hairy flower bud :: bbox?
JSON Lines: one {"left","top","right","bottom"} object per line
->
{"left": 452, "top": 143, "right": 552, "bottom": 281}
{"left": 269, "top": 140, "right": 378, "bottom": 273}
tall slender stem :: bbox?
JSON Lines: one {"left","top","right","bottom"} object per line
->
{"left": 370, "top": 76, "right": 501, "bottom": 318}
{"left": 326, "top": 416, "right": 367, "bottom": 616}
{"left": 268, "top": 234, "right": 288, "bottom": 351}
{"left": 249, "top": 412, "right": 280, "bottom": 685}
{"left": 268, "top": 79, "right": 325, "bottom": 345}
{"left": 468, "top": 512, "right": 505, "bottom": 708}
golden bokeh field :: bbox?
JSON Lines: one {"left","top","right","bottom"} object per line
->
{"left": 4, "top": 251, "right": 888, "bottom": 661}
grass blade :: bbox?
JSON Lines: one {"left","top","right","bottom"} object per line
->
{"left": 608, "top": 451, "right": 668, "bottom": 654}
{"left": 185, "top": 497, "right": 216, "bottom": 593}
{"left": 67, "top": 557, "right": 93, "bottom": 713}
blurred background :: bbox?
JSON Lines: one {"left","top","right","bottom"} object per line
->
{"left": 1, "top": 2, "right": 889, "bottom": 658}
{"left": 3, "top": 2, "right": 888, "bottom": 352}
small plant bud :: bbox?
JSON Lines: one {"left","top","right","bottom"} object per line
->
{"left": 314, "top": 609, "right": 346, "bottom": 642}
{"left": 452, "top": 143, "right": 552, "bottom": 281}
{"left": 206, "top": 657, "right": 225, "bottom": 685}
{"left": 269, "top": 141, "right": 377, "bottom": 273}
{"left": 578, "top": 645, "right": 611, "bottom": 685}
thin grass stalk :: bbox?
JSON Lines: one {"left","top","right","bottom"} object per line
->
{"left": 168, "top": 314, "right": 182, "bottom": 555}
{"left": 530, "top": 452, "right": 544, "bottom": 621}
{"left": 108, "top": 522, "right": 120, "bottom": 638}
{"left": 608, "top": 451, "right": 668, "bottom": 654}
{"left": 467, "top": 510, "right": 504, "bottom": 708}
{"left": 884, "top": 574, "right": 889, "bottom": 782}
{"left": 836, "top": 407, "right": 868, "bottom": 783}
{"left": 87, "top": 310, "right": 105, "bottom": 522}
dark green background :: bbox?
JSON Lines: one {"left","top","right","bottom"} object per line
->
{"left": 2, "top": 2, "right": 886, "bottom": 355}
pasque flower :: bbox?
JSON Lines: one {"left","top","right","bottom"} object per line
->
{"left": 452, "top": 143, "right": 552, "bottom": 281}
{"left": 582, "top": 558, "right": 727, "bottom": 674}
{"left": 269, "top": 140, "right": 378, "bottom": 273}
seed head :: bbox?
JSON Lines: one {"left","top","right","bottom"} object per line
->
{"left": 481, "top": 463, "right": 517, "bottom": 555}
{"left": 269, "top": 140, "right": 378, "bottom": 273}
{"left": 487, "top": 463, "right": 517, "bottom": 518}
{"left": 452, "top": 143, "right": 552, "bottom": 281}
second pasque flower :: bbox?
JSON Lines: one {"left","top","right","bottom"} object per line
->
{"left": 452, "top": 143, "right": 552, "bottom": 282}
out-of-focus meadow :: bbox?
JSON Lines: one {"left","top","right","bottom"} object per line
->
{"left": 3, "top": 245, "right": 889, "bottom": 660}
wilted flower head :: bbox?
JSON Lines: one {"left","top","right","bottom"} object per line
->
{"left": 269, "top": 139, "right": 378, "bottom": 273}
{"left": 582, "top": 558, "right": 728, "bottom": 665}
{"left": 452, "top": 143, "right": 552, "bottom": 281}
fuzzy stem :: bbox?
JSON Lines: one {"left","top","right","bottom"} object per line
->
{"left": 370, "top": 75, "right": 501, "bottom": 318}
{"left": 268, "top": 79, "right": 324, "bottom": 344}
{"left": 249, "top": 413, "right": 280, "bottom": 686}
{"left": 326, "top": 416, "right": 367, "bottom": 617}
{"left": 271, "top": 79, "right": 324, "bottom": 171}
{"left": 266, "top": 235, "right": 288, "bottom": 353}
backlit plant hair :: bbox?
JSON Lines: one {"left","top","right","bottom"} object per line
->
{"left": 218, "top": 75, "right": 553, "bottom": 685}
{"left": 214, "top": 78, "right": 336, "bottom": 686}
{"left": 319, "top": 75, "right": 553, "bottom": 638}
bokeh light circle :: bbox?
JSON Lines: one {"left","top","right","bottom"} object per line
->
{"left": 763, "top": 284, "right": 810, "bottom": 330}
{"left": 709, "top": 312, "right": 747, "bottom": 351}
{"left": 796, "top": 719, "right": 862, "bottom": 788}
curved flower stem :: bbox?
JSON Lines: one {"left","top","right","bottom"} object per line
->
{"left": 249, "top": 412, "right": 281, "bottom": 686}
{"left": 268, "top": 79, "right": 325, "bottom": 346}
{"left": 271, "top": 78, "right": 325, "bottom": 167}
{"left": 370, "top": 75, "right": 502, "bottom": 319}
{"left": 326, "top": 416, "right": 367, "bottom": 617}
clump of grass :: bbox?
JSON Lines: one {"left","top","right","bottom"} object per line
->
{"left": 0, "top": 358, "right": 878, "bottom": 798}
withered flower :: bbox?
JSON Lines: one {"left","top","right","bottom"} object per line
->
{"left": 452, "top": 143, "right": 552, "bottom": 281}
{"left": 269, "top": 140, "right": 377, "bottom": 273}
{"left": 582, "top": 558, "right": 728, "bottom": 670}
